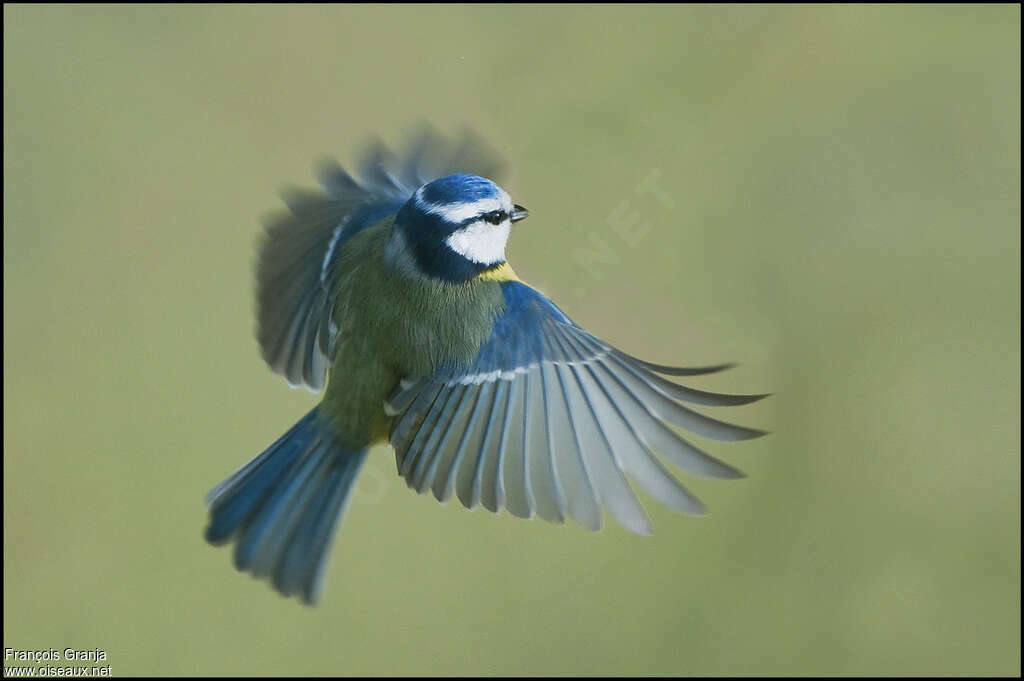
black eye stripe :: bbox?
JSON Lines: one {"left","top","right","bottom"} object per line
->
{"left": 480, "top": 210, "right": 507, "bottom": 225}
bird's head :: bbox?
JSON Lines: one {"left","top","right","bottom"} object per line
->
{"left": 389, "top": 173, "right": 529, "bottom": 283}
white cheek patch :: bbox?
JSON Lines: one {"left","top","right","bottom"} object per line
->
{"left": 445, "top": 219, "right": 512, "bottom": 265}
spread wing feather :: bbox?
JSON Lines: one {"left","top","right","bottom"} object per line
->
{"left": 386, "top": 281, "right": 768, "bottom": 534}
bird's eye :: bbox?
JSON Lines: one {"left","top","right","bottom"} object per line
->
{"left": 483, "top": 210, "right": 507, "bottom": 225}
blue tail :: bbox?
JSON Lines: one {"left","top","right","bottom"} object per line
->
{"left": 205, "top": 407, "right": 368, "bottom": 605}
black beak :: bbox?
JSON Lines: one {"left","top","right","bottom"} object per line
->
{"left": 511, "top": 204, "right": 529, "bottom": 223}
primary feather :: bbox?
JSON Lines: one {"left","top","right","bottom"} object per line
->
{"left": 385, "top": 281, "right": 767, "bottom": 535}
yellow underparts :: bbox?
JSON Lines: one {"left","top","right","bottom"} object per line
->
{"left": 476, "top": 262, "right": 520, "bottom": 282}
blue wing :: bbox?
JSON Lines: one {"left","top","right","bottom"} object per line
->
{"left": 256, "top": 125, "right": 505, "bottom": 391}
{"left": 385, "top": 281, "right": 768, "bottom": 535}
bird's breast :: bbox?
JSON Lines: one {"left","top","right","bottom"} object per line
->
{"left": 318, "top": 223, "right": 507, "bottom": 446}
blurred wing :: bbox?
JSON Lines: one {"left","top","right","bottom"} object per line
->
{"left": 386, "top": 282, "right": 768, "bottom": 535}
{"left": 257, "top": 125, "right": 506, "bottom": 391}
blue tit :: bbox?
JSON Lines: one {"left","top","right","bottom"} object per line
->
{"left": 204, "top": 127, "right": 768, "bottom": 605}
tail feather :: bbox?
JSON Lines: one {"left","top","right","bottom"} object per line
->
{"left": 205, "top": 408, "right": 368, "bottom": 605}
{"left": 274, "top": 460, "right": 362, "bottom": 600}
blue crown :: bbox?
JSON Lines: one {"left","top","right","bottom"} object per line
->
{"left": 415, "top": 174, "right": 506, "bottom": 218}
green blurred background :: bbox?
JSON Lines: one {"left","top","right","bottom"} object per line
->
{"left": 4, "top": 5, "right": 1019, "bottom": 677}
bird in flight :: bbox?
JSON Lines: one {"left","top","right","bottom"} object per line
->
{"left": 205, "top": 126, "right": 768, "bottom": 604}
